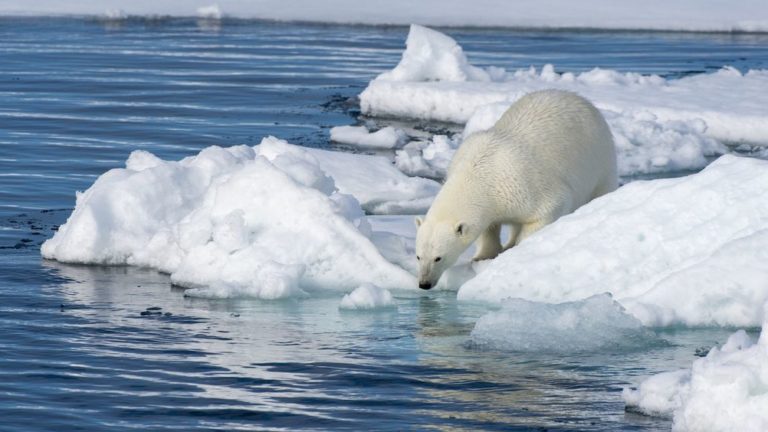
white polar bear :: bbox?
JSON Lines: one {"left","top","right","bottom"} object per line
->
{"left": 415, "top": 90, "right": 617, "bottom": 289}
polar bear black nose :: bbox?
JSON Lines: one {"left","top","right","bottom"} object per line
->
{"left": 419, "top": 282, "right": 432, "bottom": 290}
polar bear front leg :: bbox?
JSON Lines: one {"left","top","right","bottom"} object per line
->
{"left": 472, "top": 223, "right": 502, "bottom": 261}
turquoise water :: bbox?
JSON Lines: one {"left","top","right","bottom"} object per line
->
{"left": 2, "top": 18, "right": 767, "bottom": 431}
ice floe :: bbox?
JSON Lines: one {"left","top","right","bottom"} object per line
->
{"left": 329, "top": 125, "right": 407, "bottom": 149}
{"left": 469, "top": 294, "right": 664, "bottom": 353}
{"left": 361, "top": 25, "right": 768, "bottom": 176}
{"left": 339, "top": 284, "right": 396, "bottom": 310}
{"left": 42, "top": 139, "right": 420, "bottom": 299}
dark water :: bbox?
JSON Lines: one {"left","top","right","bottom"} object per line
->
{"left": 2, "top": 18, "right": 767, "bottom": 431}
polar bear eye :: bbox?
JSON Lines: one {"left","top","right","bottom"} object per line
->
{"left": 435, "top": 257, "right": 442, "bottom": 262}
{"left": 416, "top": 256, "right": 421, "bottom": 260}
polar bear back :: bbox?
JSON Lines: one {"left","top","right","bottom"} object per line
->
{"left": 446, "top": 90, "right": 617, "bottom": 222}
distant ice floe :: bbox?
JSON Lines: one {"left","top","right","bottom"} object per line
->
{"left": 339, "top": 284, "right": 396, "bottom": 310}
{"left": 330, "top": 125, "right": 407, "bottom": 149}
{"left": 2, "top": 1, "right": 767, "bottom": 32}
{"left": 623, "top": 319, "right": 768, "bottom": 431}
{"left": 469, "top": 294, "right": 664, "bottom": 353}
{"left": 42, "top": 138, "right": 423, "bottom": 299}
{"left": 361, "top": 25, "right": 768, "bottom": 177}
{"left": 196, "top": 4, "right": 222, "bottom": 20}
{"left": 458, "top": 155, "right": 768, "bottom": 328}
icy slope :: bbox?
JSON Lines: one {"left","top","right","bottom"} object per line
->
{"left": 458, "top": 155, "right": 768, "bottom": 327}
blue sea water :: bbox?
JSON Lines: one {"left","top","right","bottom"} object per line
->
{"left": 1, "top": 17, "right": 767, "bottom": 431}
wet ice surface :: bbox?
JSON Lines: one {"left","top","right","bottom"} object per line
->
{"left": 3, "top": 17, "right": 768, "bottom": 431}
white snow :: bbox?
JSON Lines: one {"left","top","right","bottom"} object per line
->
{"left": 469, "top": 294, "right": 663, "bottom": 353}
{"left": 1, "top": 1, "right": 767, "bottom": 32}
{"left": 329, "top": 125, "right": 407, "bottom": 150}
{"left": 42, "top": 138, "right": 420, "bottom": 299}
{"left": 361, "top": 26, "right": 768, "bottom": 176}
{"left": 623, "top": 318, "right": 768, "bottom": 432}
{"left": 395, "top": 135, "right": 458, "bottom": 179}
{"left": 256, "top": 137, "right": 439, "bottom": 214}
{"left": 339, "top": 284, "right": 396, "bottom": 310}
{"left": 458, "top": 155, "right": 768, "bottom": 328}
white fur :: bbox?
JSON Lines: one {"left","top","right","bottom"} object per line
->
{"left": 415, "top": 90, "right": 617, "bottom": 288}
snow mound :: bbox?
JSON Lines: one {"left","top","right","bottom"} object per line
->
{"left": 376, "top": 24, "right": 499, "bottom": 83}
{"left": 361, "top": 26, "right": 768, "bottom": 176}
{"left": 256, "top": 137, "right": 439, "bottom": 214}
{"left": 339, "top": 284, "right": 396, "bottom": 310}
{"left": 623, "top": 316, "right": 768, "bottom": 432}
{"left": 469, "top": 294, "right": 663, "bottom": 353}
{"left": 330, "top": 125, "right": 407, "bottom": 149}
{"left": 458, "top": 155, "right": 768, "bottom": 327}
{"left": 42, "top": 139, "right": 416, "bottom": 299}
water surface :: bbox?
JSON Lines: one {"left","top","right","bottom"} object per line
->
{"left": 2, "top": 18, "right": 767, "bottom": 431}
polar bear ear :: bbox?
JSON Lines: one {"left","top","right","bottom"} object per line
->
{"left": 415, "top": 216, "right": 423, "bottom": 228}
{"left": 455, "top": 222, "right": 467, "bottom": 236}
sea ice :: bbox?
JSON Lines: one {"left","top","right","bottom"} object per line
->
{"left": 42, "top": 140, "right": 418, "bottom": 299}
{"left": 623, "top": 314, "right": 768, "bottom": 432}
{"left": 458, "top": 155, "right": 768, "bottom": 327}
{"left": 329, "top": 125, "right": 408, "bottom": 149}
{"left": 339, "top": 284, "right": 396, "bottom": 310}
{"left": 469, "top": 294, "right": 662, "bottom": 353}
{"left": 361, "top": 26, "right": 768, "bottom": 177}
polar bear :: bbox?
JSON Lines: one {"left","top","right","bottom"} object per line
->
{"left": 415, "top": 90, "right": 617, "bottom": 289}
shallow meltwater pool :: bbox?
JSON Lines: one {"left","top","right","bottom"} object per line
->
{"left": 1, "top": 18, "right": 767, "bottom": 431}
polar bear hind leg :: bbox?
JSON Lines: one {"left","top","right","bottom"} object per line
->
{"left": 502, "top": 223, "right": 521, "bottom": 251}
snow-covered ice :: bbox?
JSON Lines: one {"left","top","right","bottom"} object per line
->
{"left": 330, "top": 125, "right": 408, "bottom": 150}
{"left": 257, "top": 137, "right": 439, "bottom": 214}
{"left": 2, "top": 1, "right": 767, "bottom": 32}
{"left": 458, "top": 155, "right": 768, "bottom": 327}
{"left": 623, "top": 317, "right": 768, "bottom": 432}
{"left": 339, "top": 284, "right": 396, "bottom": 310}
{"left": 42, "top": 138, "right": 422, "bottom": 299}
{"left": 469, "top": 294, "right": 663, "bottom": 353}
{"left": 361, "top": 25, "right": 768, "bottom": 176}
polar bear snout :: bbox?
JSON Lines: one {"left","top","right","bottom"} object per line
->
{"left": 418, "top": 281, "right": 433, "bottom": 290}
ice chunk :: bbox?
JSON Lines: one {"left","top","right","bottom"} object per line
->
{"left": 459, "top": 155, "right": 768, "bottom": 327}
{"left": 42, "top": 141, "right": 416, "bottom": 299}
{"left": 330, "top": 125, "right": 407, "bottom": 149}
{"left": 469, "top": 294, "right": 662, "bottom": 353}
{"left": 375, "top": 24, "right": 495, "bottom": 83}
{"left": 623, "top": 316, "right": 768, "bottom": 431}
{"left": 339, "top": 284, "right": 396, "bottom": 310}
{"left": 197, "top": 4, "right": 221, "bottom": 19}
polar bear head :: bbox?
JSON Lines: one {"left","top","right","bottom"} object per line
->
{"left": 414, "top": 216, "right": 473, "bottom": 289}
